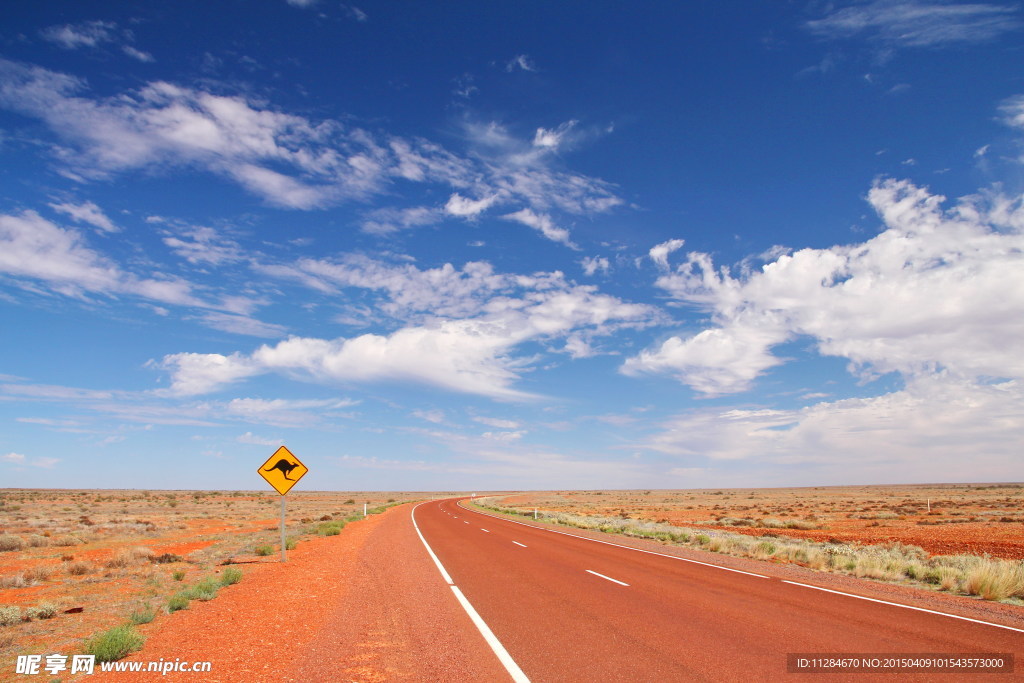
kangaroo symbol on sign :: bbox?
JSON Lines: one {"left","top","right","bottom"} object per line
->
{"left": 263, "top": 458, "right": 300, "bottom": 480}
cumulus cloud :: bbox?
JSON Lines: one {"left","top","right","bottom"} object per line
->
{"left": 806, "top": 0, "right": 1021, "bottom": 48}
{"left": 624, "top": 178, "right": 1024, "bottom": 394}
{"left": 648, "top": 238, "right": 684, "bottom": 270}
{"left": 444, "top": 192, "right": 499, "bottom": 218}
{"left": 580, "top": 256, "right": 610, "bottom": 276}
{"left": 166, "top": 257, "right": 658, "bottom": 399}
{"left": 156, "top": 352, "right": 260, "bottom": 395}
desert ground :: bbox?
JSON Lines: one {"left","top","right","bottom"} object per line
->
{"left": 493, "top": 483, "right": 1024, "bottom": 559}
{"left": 0, "top": 489, "right": 432, "bottom": 675}
{"left": 1, "top": 484, "right": 1021, "bottom": 676}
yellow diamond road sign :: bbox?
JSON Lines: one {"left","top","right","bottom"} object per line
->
{"left": 258, "top": 446, "right": 308, "bottom": 495}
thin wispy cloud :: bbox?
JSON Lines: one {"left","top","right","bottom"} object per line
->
{"left": 806, "top": 0, "right": 1021, "bottom": 48}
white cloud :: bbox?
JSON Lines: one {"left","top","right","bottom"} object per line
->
{"left": 156, "top": 352, "right": 260, "bottom": 396}
{"left": 122, "top": 46, "right": 155, "bottom": 63}
{"left": 166, "top": 258, "right": 658, "bottom": 399}
{"left": 49, "top": 200, "right": 118, "bottom": 232}
{"left": 237, "top": 431, "right": 283, "bottom": 446}
{"left": 473, "top": 416, "right": 520, "bottom": 429}
{"left": 505, "top": 54, "right": 536, "bottom": 72}
{"left": 580, "top": 256, "right": 610, "bottom": 276}
{"left": 0, "top": 59, "right": 623, "bottom": 243}
{"left": 533, "top": 120, "right": 578, "bottom": 150}
{"left": 444, "top": 192, "right": 498, "bottom": 218}
{"left": 625, "top": 177, "right": 1024, "bottom": 394}
{"left": 1, "top": 451, "right": 58, "bottom": 468}
{"left": 642, "top": 375, "right": 1024, "bottom": 485}
{"left": 648, "top": 238, "right": 685, "bottom": 270}
{"left": 0, "top": 210, "right": 202, "bottom": 307}
{"left": 163, "top": 226, "right": 244, "bottom": 265}
{"left": 196, "top": 312, "right": 287, "bottom": 338}
{"left": 361, "top": 206, "right": 439, "bottom": 235}
{"left": 482, "top": 430, "right": 524, "bottom": 441}
{"left": 413, "top": 409, "right": 446, "bottom": 424}
{"left": 806, "top": 1, "right": 1021, "bottom": 48}
{"left": 502, "top": 208, "right": 577, "bottom": 248}
{"left": 41, "top": 21, "right": 117, "bottom": 49}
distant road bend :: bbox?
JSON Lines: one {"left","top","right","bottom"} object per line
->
{"left": 412, "top": 498, "right": 1024, "bottom": 682}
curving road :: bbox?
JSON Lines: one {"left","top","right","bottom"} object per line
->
{"left": 413, "top": 498, "right": 1023, "bottom": 682}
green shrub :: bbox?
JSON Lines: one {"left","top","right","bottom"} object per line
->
{"left": 129, "top": 606, "right": 155, "bottom": 625}
{"left": 219, "top": 568, "right": 242, "bottom": 586}
{"left": 172, "top": 570, "right": 185, "bottom": 581}
{"left": 316, "top": 521, "right": 344, "bottom": 536}
{"left": 254, "top": 544, "right": 274, "bottom": 556}
{"left": 0, "top": 606, "right": 21, "bottom": 626}
{"left": 82, "top": 625, "right": 144, "bottom": 663}
{"left": 184, "top": 577, "right": 219, "bottom": 601}
{"left": 285, "top": 536, "right": 298, "bottom": 550}
{"left": 695, "top": 534, "right": 711, "bottom": 545}
{"left": 167, "top": 594, "right": 189, "bottom": 612}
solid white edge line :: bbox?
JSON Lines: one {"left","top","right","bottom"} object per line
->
{"left": 412, "top": 502, "right": 531, "bottom": 683}
{"left": 458, "top": 500, "right": 768, "bottom": 579}
{"left": 481, "top": 528, "right": 490, "bottom": 532}
{"left": 512, "top": 541, "right": 527, "bottom": 548}
{"left": 782, "top": 580, "right": 1024, "bottom": 634}
{"left": 412, "top": 502, "right": 453, "bottom": 585}
{"left": 450, "top": 586, "right": 531, "bottom": 683}
{"left": 586, "top": 569, "right": 630, "bottom": 586}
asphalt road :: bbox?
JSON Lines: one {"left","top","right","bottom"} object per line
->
{"left": 413, "top": 498, "right": 1024, "bottom": 682}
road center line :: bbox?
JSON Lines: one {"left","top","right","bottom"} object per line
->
{"left": 586, "top": 569, "right": 630, "bottom": 586}
{"left": 459, "top": 501, "right": 768, "bottom": 579}
{"left": 412, "top": 503, "right": 531, "bottom": 683}
{"left": 512, "top": 541, "right": 527, "bottom": 548}
{"left": 782, "top": 580, "right": 1024, "bottom": 634}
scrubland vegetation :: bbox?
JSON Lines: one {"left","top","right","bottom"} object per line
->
{"left": 474, "top": 484, "right": 1024, "bottom": 604}
{"left": 0, "top": 489, "right": 417, "bottom": 667}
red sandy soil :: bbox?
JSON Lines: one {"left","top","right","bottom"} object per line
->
{"left": 87, "top": 504, "right": 506, "bottom": 682}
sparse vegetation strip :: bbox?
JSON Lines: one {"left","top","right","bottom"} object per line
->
{"left": 471, "top": 499, "right": 1024, "bottom": 603}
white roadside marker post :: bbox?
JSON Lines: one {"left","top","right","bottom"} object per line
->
{"left": 364, "top": 502, "right": 367, "bottom": 517}
{"left": 534, "top": 508, "right": 537, "bottom": 520}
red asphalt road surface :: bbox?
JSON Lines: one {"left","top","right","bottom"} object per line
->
{"left": 414, "top": 498, "right": 1024, "bottom": 682}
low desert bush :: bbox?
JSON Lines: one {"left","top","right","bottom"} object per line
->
{"left": 0, "top": 606, "right": 20, "bottom": 626}
{"left": 129, "top": 606, "right": 156, "bottom": 625}
{"left": 0, "top": 535, "right": 24, "bottom": 552}
{"left": 964, "top": 560, "right": 1024, "bottom": 601}
{"left": 65, "top": 560, "right": 93, "bottom": 576}
{"left": 83, "top": 625, "right": 144, "bottom": 663}
{"left": 183, "top": 577, "right": 219, "bottom": 601}
{"left": 254, "top": 544, "right": 274, "bottom": 556}
{"left": 26, "top": 535, "right": 49, "bottom": 548}
{"left": 167, "top": 594, "right": 190, "bottom": 612}
{"left": 316, "top": 521, "right": 345, "bottom": 536}
{"left": 172, "top": 570, "right": 185, "bottom": 581}
{"left": 219, "top": 567, "right": 243, "bottom": 586}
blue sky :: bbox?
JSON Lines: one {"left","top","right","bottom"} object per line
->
{"left": 1, "top": 1, "right": 1022, "bottom": 491}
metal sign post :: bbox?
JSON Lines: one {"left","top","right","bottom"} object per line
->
{"left": 257, "top": 446, "right": 309, "bottom": 563}
{"left": 280, "top": 495, "right": 287, "bottom": 562}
